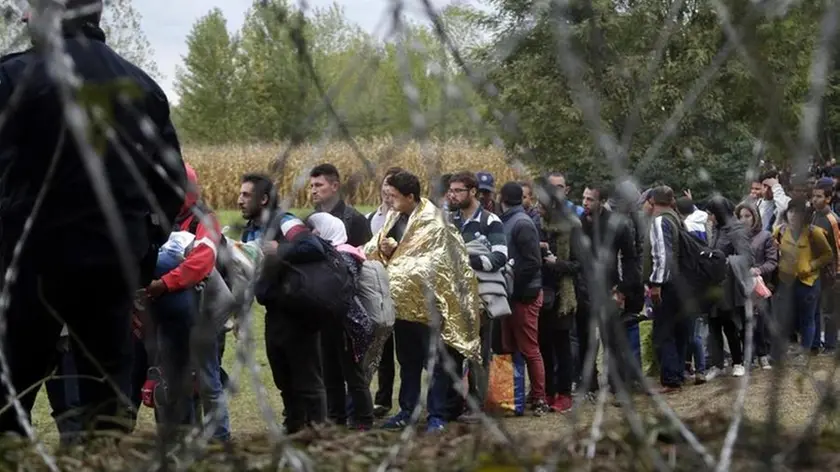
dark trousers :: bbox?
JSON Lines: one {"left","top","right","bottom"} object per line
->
{"left": 445, "top": 313, "right": 492, "bottom": 419}
{"left": 0, "top": 264, "right": 134, "bottom": 436}
{"left": 374, "top": 334, "right": 395, "bottom": 408}
{"left": 651, "top": 284, "right": 691, "bottom": 387}
{"left": 708, "top": 308, "right": 744, "bottom": 368}
{"left": 321, "top": 321, "right": 374, "bottom": 428}
{"left": 265, "top": 311, "right": 326, "bottom": 434}
{"left": 575, "top": 299, "right": 599, "bottom": 392}
{"left": 45, "top": 344, "right": 82, "bottom": 444}
{"left": 394, "top": 320, "right": 461, "bottom": 420}
{"left": 538, "top": 312, "right": 573, "bottom": 398}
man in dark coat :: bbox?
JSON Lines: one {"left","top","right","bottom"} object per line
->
{"left": 0, "top": 0, "right": 186, "bottom": 438}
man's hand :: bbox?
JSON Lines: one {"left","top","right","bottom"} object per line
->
{"left": 544, "top": 255, "right": 557, "bottom": 265}
{"left": 762, "top": 177, "right": 779, "bottom": 189}
{"left": 380, "top": 237, "right": 398, "bottom": 258}
{"left": 649, "top": 286, "right": 662, "bottom": 305}
{"left": 146, "top": 279, "right": 167, "bottom": 299}
{"left": 683, "top": 189, "right": 693, "bottom": 200}
{"left": 263, "top": 240, "right": 279, "bottom": 256}
{"left": 750, "top": 267, "right": 761, "bottom": 276}
{"left": 540, "top": 241, "right": 549, "bottom": 250}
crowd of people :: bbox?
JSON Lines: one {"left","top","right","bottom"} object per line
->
{"left": 1, "top": 0, "right": 839, "bottom": 449}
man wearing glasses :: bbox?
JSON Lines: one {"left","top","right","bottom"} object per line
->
{"left": 446, "top": 171, "right": 509, "bottom": 422}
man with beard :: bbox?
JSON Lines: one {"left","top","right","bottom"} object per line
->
{"left": 447, "top": 171, "right": 508, "bottom": 422}
{"left": 476, "top": 171, "right": 500, "bottom": 215}
{"left": 579, "top": 185, "right": 643, "bottom": 397}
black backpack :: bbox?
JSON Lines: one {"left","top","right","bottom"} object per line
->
{"left": 276, "top": 237, "right": 355, "bottom": 325}
{"left": 660, "top": 213, "right": 727, "bottom": 290}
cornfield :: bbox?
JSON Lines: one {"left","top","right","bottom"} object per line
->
{"left": 184, "top": 138, "right": 518, "bottom": 209}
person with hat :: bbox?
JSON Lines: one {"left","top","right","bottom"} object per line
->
{"left": 0, "top": 0, "right": 187, "bottom": 439}
{"left": 498, "top": 182, "right": 551, "bottom": 415}
{"left": 476, "top": 171, "right": 500, "bottom": 215}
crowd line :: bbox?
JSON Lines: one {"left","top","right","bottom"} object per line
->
{"left": 1, "top": 1, "right": 838, "bottom": 450}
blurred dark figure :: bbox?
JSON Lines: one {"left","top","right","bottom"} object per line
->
{"left": 0, "top": 0, "right": 186, "bottom": 439}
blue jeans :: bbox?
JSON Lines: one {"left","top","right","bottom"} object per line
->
{"left": 393, "top": 320, "right": 462, "bottom": 421}
{"left": 794, "top": 279, "right": 821, "bottom": 350}
{"left": 815, "top": 283, "right": 838, "bottom": 350}
{"left": 196, "top": 334, "right": 231, "bottom": 441}
{"left": 626, "top": 323, "right": 641, "bottom": 368}
{"left": 45, "top": 345, "right": 82, "bottom": 444}
{"left": 688, "top": 317, "right": 706, "bottom": 374}
{"left": 149, "top": 249, "right": 197, "bottom": 428}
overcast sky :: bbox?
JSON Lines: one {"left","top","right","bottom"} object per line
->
{"left": 135, "top": 0, "right": 452, "bottom": 103}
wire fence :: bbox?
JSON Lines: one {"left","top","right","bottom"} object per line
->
{"left": 1, "top": 0, "right": 839, "bottom": 470}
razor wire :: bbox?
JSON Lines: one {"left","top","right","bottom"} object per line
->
{"left": 0, "top": 0, "right": 837, "bottom": 470}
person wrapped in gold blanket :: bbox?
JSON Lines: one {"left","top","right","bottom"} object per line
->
{"left": 364, "top": 171, "right": 481, "bottom": 432}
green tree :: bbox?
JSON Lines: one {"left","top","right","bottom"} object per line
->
{"left": 174, "top": 8, "right": 242, "bottom": 143}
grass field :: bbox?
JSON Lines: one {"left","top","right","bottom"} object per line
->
{"left": 19, "top": 205, "right": 840, "bottom": 468}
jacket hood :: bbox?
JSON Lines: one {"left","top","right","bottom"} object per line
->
{"left": 337, "top": 243, "right": 366, "bottom": 261}
{"left": 180, "top": 163, "right": 199, "bottom": 217}
{"left": 684, "top": 208, "right": 708, "bottom": 227}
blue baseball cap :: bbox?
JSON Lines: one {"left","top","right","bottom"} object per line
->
{"left": 476, "top": 171, "right": 495, "bottom": 192}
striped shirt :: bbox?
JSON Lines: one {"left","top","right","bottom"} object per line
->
{"left": 451, "top": 207, "right": 508, "bottom": 272}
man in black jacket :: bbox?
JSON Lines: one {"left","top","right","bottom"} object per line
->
{"left": 0, "top": 0, "right": 186, "bottom": 438}
{"left": 498, "top": 182, "right": 550, "bottom": 415}
{"left": 580, "top": 185, "right": 643, "bottom": 395}
{"left": 310, "top": 163, "right": 372, "bottom": 247}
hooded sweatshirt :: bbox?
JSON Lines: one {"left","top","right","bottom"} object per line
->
{"left": 683, "top": 208, "right": 708, "bottom": 242}
{"left": 160, "top": 163, "right": 221, "bottom": 293}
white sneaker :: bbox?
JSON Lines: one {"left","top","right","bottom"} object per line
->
{"left": 732, "top": 364, "right": 746, "bottom": 377}
{"left": 704, "top": 366, "right": 722, "bottom": 381}
{"left": 759, "top": 356, "right": 772, "bottom": 370}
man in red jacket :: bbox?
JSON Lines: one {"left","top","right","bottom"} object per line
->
{"left": 147, "top": 163, "right": 220, "bottom": 298}
{"left": 138, "top": 163, "right": 231, "bottom": 441}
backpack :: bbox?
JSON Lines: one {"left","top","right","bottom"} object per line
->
{"left": 660, "top": 213, "right": 727, "bottom": 290}
{"left": 276, "top": 237, "right": 355, "bottom": 324}
{"left": 356, "top": 260, "right": 396, "bottom": 329}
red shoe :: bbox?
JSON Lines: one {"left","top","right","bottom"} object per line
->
{"left": 553, "top": 394, "right": 573, "bottom": 413}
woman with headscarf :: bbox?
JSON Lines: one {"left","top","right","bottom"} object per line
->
{"left": 735, "top": 201, "right": 778, "bottom": 370}
{"left": 704, "top": 196, "right": 754, "bottom": 379}
{"left": 306, "top": 212, "right": 374, "bottom": 430}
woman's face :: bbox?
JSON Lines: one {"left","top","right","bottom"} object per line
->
{"left": 738, "top": 208, "right": 753, "bottom": 228}
{"left": 706, "top": 211, "right": 717, "bottom": 226}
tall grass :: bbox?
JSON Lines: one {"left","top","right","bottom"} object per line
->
{"left": 185, "top": 138, "right": 518, "bottom": 209}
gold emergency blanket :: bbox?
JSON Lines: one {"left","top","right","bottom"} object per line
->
{"left": 365, "top": 198, "right": 481, "bottom": 361}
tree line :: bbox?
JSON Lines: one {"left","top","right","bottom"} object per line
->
{"left": 2, "top": 0, "right": 837, "bottom": 198}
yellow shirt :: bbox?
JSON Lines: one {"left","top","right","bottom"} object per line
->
{"left": 774, "top": 225, "right": 833, "bottom": 286}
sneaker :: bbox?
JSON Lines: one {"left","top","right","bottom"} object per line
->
{"left": 553, "top": 394, "right": 573, "bottom": 413}
{"left": 694, "top": 372, "right": 707, "bottom": 385}
{"left": 532, "top": 400, "right": 552, "bottom": 417}
{"left": 731, "top": 364, "right": 746, "bottom": 377}
{"left": 426, "top": 416, "right": 445, "bottom": 433}
{"left": 456, "top": 411, "right": 483, "bottom": 424}
{"left": 382, "top": 411, "right": 411, "bottom": 430}
{"left": 373, "top": 405, "right": 391, "bottom": 419}
{"left": 759, "top": 356, "right": 772, "bottom": 370}
{"left": 704, "top": 366, "right": 722, "bottom": 382}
